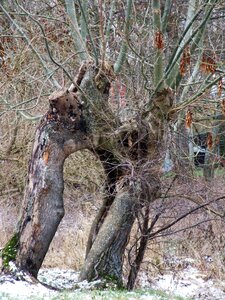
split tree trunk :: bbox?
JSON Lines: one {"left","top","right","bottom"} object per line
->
{"left": 2, "top": 62, "right": 174, "bottom": 289}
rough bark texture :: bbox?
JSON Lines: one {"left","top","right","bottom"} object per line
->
{"left": 80, "top": 190, "right": 136, "bottom": 285}
{"left": 1, "top": 61, "right": 114, "bottom": 278}
{"left": 2, "top": 60, "right": 174, "bottom": 288}
{"left": 81, "top": 88, "right": 174, "bottom": 286}
{"left": 203, "top": 150, "right": 215, "bottom": 181}
{"left": 15, "top": 90, "right": 88, "bottom": 277}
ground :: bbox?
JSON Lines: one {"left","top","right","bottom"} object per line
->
{"left": 0, "top": 168, "right": 225, "bottom": 299}
{"left": 0, "top": 263, "right": 225, "bottom": 299}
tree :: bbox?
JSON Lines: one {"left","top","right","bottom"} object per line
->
{"left": 1, "top": 0, "right": 224, "bottom": 289}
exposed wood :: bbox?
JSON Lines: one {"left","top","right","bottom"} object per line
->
{"left": 15, "top": 90, "right": 88, "bottom": 277}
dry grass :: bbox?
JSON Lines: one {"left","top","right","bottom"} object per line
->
{"left": 0, "top": 187, "right": 100, "bottom": 270}
{"left": 43, "top": 225, "right": 89, "bottom": 269}
{"left": 1, "top": 157, "right": 225, "bottom": 281}
{"left": 0, "top": 149, "right": 104, "bottom": 270}
{"left": 124, "top": 172, "right": 225, "bottom": 285}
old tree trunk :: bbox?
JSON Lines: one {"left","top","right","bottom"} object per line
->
{"left": 1, "top": 62, "right": 174, "bottom": 287}
{"left": 1, "top": 85, "right": 89, "bottom": 277}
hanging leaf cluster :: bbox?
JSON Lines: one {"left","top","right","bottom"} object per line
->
{"left": 218, "top": 79, "right": 223, "bottom": 97}
{"left": 207, "top": 132, "right": 213, "bottom": 150}
{"left": 200, "top": 52, "right": 216, "bottom": 74}
{"left": 185, "top": 109, "right": 192, "bottom": 129}
{"left": 221, "top": 99, "right": 225, "bottom": 116}
{"left": 180, "top": 46, "right": 191, "bottom": 76}
{"left": 154, "top": 31, "right": 164, "bottom": 50}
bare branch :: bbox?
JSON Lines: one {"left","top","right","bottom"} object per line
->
{"left": 114, "top": 0, "right": 133, "bottom": 74}
{"left": 65, "top": 0, "right": 90, "bottom": 63}
{"left": 148, "top": 196, "right": 225, "bottom": 239}
{"left": 0, "top": 2, "right": 61, "bottom": 89}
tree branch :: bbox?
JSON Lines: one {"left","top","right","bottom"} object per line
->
{"left": 148, "top": 196, "right": 225, "bottom": 239}
{"left": 114, "top": 0, "right": 133, "bottom": 74}
{"left": 65, "top": 0, "right": 90, "bottom": 63}
{"left": 0, "top": 2, "right": 61, "bottom": 89}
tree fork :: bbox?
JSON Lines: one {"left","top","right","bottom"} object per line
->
{"left": 81, "top": 88, "right": 173, "bottom": 285}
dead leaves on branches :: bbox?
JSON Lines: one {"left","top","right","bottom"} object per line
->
{"left": 185, "top": 109, "right": 193, "bottom": 129}
{"left": 154, "top": 31, "right": 164, "bottom": 50}
{"left": 180, "top": 46, "right": 191, "bottom": 76}
{"left": 200, "top": 52, "right": 216, "bottom": 74}
{"left": 207, "top": 132, "right": 213, "bottom": 150}
{"left": 221, "top": 99, "right": 225, "bottom": 116}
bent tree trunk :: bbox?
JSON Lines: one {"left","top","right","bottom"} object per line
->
{"left": 2, "top": 89, "right": 88, "bottom": 277}
{"left": 1, "top": 62, "right": 114, "bottom": 278}
{"left": 2, "top": 60, "right": 173, "bottom": 289}
{"left": 17, "top": 127, "right": 88, "bottom": 277}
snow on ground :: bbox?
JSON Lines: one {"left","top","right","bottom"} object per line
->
{"left": 38, "top": 268, "right": 79, "bottom": 289}
{"left": 152, "top": 266, "right": 225, "bottom": 300}
{"left": 0, "top": 264, "right": 225, "bottom": 299}
{"left": 0, "top": 274, "right": 56, "bottom": 300}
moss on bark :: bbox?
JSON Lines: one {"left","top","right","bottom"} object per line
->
{"left": 1, "top": 233, "right": 19, "bottom": 268}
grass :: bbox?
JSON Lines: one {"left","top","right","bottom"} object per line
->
{"left": 69, "top": 289, "right": 192, "bottom": 300}
{"left": 162, "top": 166, "right": 225, "bottom": 178}
{"left": 194, "top": 166, "right": 225, "bottom": 177}
{"left": 0, "top": 288, "right": 193, "bottom": 300}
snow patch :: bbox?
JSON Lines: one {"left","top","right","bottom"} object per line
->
{"left": 152, "top": 266, "right": 225, "bottom": 300}
{"left": 0, "top": 274, "right": 56, "bottom": 300}
{"left": 38, "top": 268, "right": 79, "bottom": 289}
{"left": 1, "top": 265, "right": 225, "bottom": 299}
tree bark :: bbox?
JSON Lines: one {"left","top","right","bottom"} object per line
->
{"left": 81, "top": 89, "right": 173, "bottom": 286}
{"left": 80, "top": 189, "right": 136, "bottom": 286}
{"left": 16, "top": 124, "right": 87, "bottom": 277}
{"left": 2, "top": 61, "right": 174, "bottom": 289}
{"left": 1, "top": 61, "right": 114, "bottom": 278}
{"left": 203, "top": 151, "right": 215, "bottom": 181}
{"left": 2, "top": 89, "right": 88, "bottom": 277}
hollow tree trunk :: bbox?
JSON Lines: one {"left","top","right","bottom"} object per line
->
{"left": 2, "top": 89, "right": 88, "bottom": 278}
{"left": 1, "top": 61, "right": 114, "bottom": 278}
